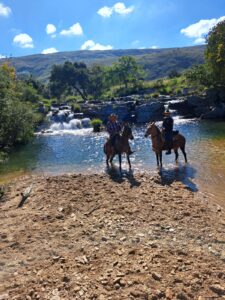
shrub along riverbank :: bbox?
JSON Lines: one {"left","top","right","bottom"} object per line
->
{"left": 0, "top": 63, "right": 46, "bottom": 157}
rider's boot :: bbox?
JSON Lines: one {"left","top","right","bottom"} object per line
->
{"left": 165, "top": 141, "right": 172, "bottom": 155}
{"left": 166, "top": 149, "right": 171, "bottom": 155}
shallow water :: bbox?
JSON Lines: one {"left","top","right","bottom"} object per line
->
{"left": 0, "top": 120, "right": 225, "bottom": 207}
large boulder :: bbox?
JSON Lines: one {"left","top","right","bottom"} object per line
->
{"left": 187, "top": 96, "right": 206, "bottom": 107}
{"left": 168, "top": 99, "right": 189, "bottom": 115}
{"left": 89, "top": 104, "right": 130, "bottom": 123}
{"left": 186, "top": 96, "right": 210, "bottom": 117}
{"left": 135, "top": 102, "right": 164, "bottom": 123}
{"left": 201, "top": 104, "right": 225, "bottom": 120}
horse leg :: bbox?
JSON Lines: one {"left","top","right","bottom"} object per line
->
{"left": 110, "top": 155, "right": 114, "bottom": 164}
{"left": 159, "top": 151, "right": 162, "bottom": 167}
{"left": 180, "top": 146, "right": 187, "bottom": 163}
{"left": 156, "top": 153, "right": 159, "bottom": 166}
{"left": 118, "top": 154, "right": 122, "bottom": 173}
{"left": 127, "top": 154, "right": 131, "bottom": 169}
{"left": 174, "top": 149, "right": 179, "bottom": 163}
{"left": 106, "top": 155, "right": 110, "bottom": 166}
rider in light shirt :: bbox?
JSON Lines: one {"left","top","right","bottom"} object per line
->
{"left": 106, "top": 114, "right": 133, "bottom": 155}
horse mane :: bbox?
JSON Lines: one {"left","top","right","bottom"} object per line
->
{"left": 152, "top": 123, "right": 161, "bottom": 136}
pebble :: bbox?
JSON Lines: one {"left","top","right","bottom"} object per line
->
{"left": 210, "top": 284, "right": 225, "bottom": 295}
{"left": 152, "top": 272, "right": 162, "bottom": 281}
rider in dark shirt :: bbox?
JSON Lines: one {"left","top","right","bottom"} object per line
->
{"left": 162, "top": 109, "right": 174, "bottom": 155}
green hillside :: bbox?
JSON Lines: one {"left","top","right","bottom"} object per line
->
{"left": 1, "top": 45, "right": 205, "bottom": 81}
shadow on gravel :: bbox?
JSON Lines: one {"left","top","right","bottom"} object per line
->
{"left": 105, "top": 165, "right": 141, "bottom": 188}
{"left": 158, "top": 163, "right": 198, "bottom": 192}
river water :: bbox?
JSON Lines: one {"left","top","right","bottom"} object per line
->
{"left": 0, "top": 119, "right": 225, "bottom": 207}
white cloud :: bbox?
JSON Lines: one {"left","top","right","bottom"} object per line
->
{"left": 181, "top": 16, "right": 225, "bottom": 43}
{"left": 13, "top": 33, "right": 34, "bottom": 48}
{"left": 41, "top": 47, "right": 58, "bottom": 54}
{"left": 97, "top": 6, "right": 113, "bottom": 18}
{"left": 194, "top": 37, "right": 206, "bottom": 45}
{"left": 0, "top": 2, "right": 11, "bottom": 17}
{"left": 46, "top": 24, "right": 56, "bottom": 35}
{"left": 60, "top": 23, "right": 83, "bottom": 36}
{"left": 98, "top": 2, "right": 134, "bottom": 18}
{"left": 114, "top": 2, "right": 134, "bottom": 15}
{"left": 81, "top": 40, "right": 113, "bottom": 51}
{"left": 0, "top": 54, "right": 6, "bottom": 59}
{"left": 150, "top": 45, "right": 159, "bottom": 49}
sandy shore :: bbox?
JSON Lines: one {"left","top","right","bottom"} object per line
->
{"left": 0, "top": 172, "right": 224, "bottom": 299}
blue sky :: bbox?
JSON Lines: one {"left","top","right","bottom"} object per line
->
{"left": 0, "top": 0, "right": 225, "bottom": 58}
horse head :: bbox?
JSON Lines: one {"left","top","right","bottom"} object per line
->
{"left": 144, "top": 121, "right": 157, "bottom": 137}
{"left": 123, "top": 124, "right": 134, "bottom": 140}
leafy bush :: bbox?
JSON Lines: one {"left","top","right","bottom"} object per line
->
{"left": 151, "top": 92, "right": 159, "bottom": 98}
{"left": 65, "top": 95, "right": 78, "bottom": 103}
{"left": 91, "top": 118, "right": 103, "bottom": 127}
{"left": 73, "top": 104, "right": 81, "bottom": 112}
{"left": 91, "top": 119, "right": 103, "bottom": 133}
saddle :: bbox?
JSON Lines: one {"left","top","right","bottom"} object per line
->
{"left": 161, "top": 131, "right": 179, "bottom": 149}
{"left": 109, "top": 133, "right": 121, "bottom": 154}
{"left": 173, "top": 130, "right": 179, "bottom": 136}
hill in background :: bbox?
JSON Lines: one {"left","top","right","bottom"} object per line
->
{"left": 2, "top": 45, "right": 205, "bottom": 81}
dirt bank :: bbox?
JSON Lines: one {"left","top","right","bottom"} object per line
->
{"left": 0, "top": 173, "right": 224, "bottom": 299}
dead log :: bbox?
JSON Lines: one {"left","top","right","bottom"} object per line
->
{"left": 18, "top": 185, "right": 33, "bottom": 208}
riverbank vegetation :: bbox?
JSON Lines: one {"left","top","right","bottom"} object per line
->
{"left": 0, "top": 63, "right": 46, "bottom": 154}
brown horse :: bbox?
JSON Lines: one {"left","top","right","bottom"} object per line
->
{"left": 104, "top": 124, "right": 134, "bottom": 172}
{"left": 144, "top": 122, "right": 187, "bottom": 167}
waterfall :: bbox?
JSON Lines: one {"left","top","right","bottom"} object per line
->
{"left": 50, "top": 119, "right": 83, "bottom": 131}
{"left": 39, "top": 106, "right": 92, "bottom": 135}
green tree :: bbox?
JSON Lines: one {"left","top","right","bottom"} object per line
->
{"left": 49, "top": 61, "right": 89, "bottom": 100}
{"left": 88, "top": 64, "right": 108, "bottom": 98}
{"left": 168, "top": 70, "right": 180, "bottom": 79}
{"left": 112, "top": 56, "right": 145, "bottom": 89}
{"left": 205, "top": 20, "right": 225, "bottom": 87}
{"left": 0, "top": 63, "right": 42, "bottom": 148}
{"left": 21, "top": 85, "right": 41, "bottom": 102}
{"left": 185, "top": 64, "right": 212, "bottom": 87}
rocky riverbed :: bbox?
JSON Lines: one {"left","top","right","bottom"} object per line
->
{"left": 0, "top": 173, "right": 224, "bottom": 299}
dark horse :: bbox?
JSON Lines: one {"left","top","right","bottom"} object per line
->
{"left": 104, "top": 124, "right": 134, "bottom": 172}
{"left": 144, "top": 122, "right": 187, "bottom": 167}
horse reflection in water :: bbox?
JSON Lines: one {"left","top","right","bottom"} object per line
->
{"left": 104, "top": 124, "right": 134, "bottom": 172}
{"left": 145, "top": 122, "right": 187, "bottom": 167}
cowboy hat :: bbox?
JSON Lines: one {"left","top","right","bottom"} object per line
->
{"left": 109, "top": 113, "right": 117, "bottom": 120}
{"left": 163, "top": 109, "right": 170, "bottom": 115}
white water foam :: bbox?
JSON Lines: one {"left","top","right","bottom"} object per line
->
{"left": 36, "top": 118, "right": 92, "bottom": 136}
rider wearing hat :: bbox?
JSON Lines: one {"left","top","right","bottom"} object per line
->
{"left": 106, "top": 113, "right": 133, "bottom": 154}
{"left": 162, "top": 109, "right": 174, "bottom": 155}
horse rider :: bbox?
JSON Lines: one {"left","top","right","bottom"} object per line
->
{"left": 106, "top": 113, "right": 133, "bottom": 154}
{"left": 162, "top": 109, "right": 174, "bottom": 155}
